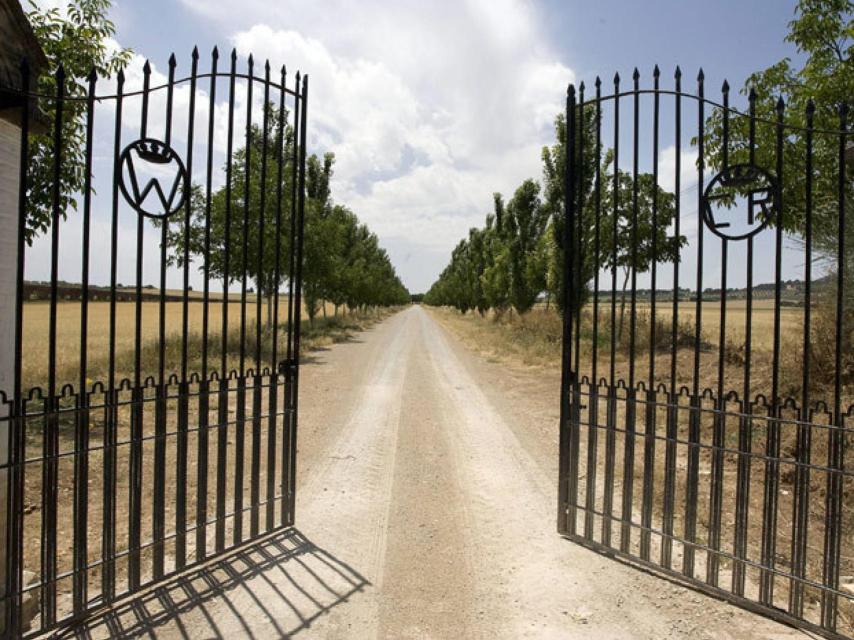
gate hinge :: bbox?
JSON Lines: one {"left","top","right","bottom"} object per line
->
{"left": 278, "top": 358, "right": 299, "bottom": 374}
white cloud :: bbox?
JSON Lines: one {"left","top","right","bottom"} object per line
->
{"left": 178, "top": 0, "right": 574, "bottom": 291}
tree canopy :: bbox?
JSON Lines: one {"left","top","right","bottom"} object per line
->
{"left": 425, "top": 110, "right": 686, "bottom": 319}
{"left": 163, "top": 107, "right": 409, "bottom": 324}
{"left": 702, "top": 0, "right": 852, "bottom": 267}
{"left": 25, "top": 0, "right": 132, "bottom": 244}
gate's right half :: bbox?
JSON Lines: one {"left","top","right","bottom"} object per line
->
{"left": 558, "top": 68, "right": 852, "bottom": 638}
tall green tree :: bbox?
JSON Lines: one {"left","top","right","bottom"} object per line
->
{"left": 505, "top": 179, "right": 548, "bottom": 314}
{"left": 164, "top": 103, "right": 295, "bottom": 327}
{"left": 541, "top": 109, "right": 598, "bottom": 314}
{"left": 597, "top": 151, "right": 684, "bottom": 336}
{"left": 702, "top": 0, "right": 853, "bottom": 272}
{"left": 480, "top": 198, "right": 511, "bottom": 315}
{"left": 25, "top": 0, "right": 132, "bottom": 243}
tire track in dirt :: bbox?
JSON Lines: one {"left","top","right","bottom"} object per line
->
{"left": 292, "top": 311, "right": 414, "bottom": 638}
{"left": 374, "top": 316, "right": 476, "bottom": 638}
{"left": 417, "top": 307, "right": 804, "bottom": 639}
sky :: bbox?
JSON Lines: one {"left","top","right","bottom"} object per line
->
{"left": 29, "top": 0, "right": 808, "bottom": 294}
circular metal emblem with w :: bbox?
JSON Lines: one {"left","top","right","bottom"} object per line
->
{"left": 118, "top": 138, "right": 189, "bottom": 219}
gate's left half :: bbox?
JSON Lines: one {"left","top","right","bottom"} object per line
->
{"left": 0, "top": 49, "right": 308, "bottom": 637}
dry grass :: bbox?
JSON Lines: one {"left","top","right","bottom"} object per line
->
{"left": 20, "top": 299, "right": 342, "bottom": 391}
{"left": 428, "top": 301, "right": 850, "bottom": 405}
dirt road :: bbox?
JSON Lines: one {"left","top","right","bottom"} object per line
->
{"left": 65, "top": 306, "right": 806, "bottom": 639}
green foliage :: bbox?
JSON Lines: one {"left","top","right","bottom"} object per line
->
{"left": 164, "top": 110, "right": 408, "bottom": 325}
{"left": 702, "top": 0, "right": 853, "bottom": 266}
{"left": 164, "top": 104, "right": 293, "bottom": 311}
{"left": 426, "top": 105, "right": 685, "bottom": 321}
{"left": 505, "top": 179, "right": 548, "bottom": 314}
{"left": 25, "top": 0, "right": 132, "bottom": 244}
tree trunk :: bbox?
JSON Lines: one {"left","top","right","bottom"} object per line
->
{"left": 322, "top": 302, "right": 327, "bottom": 319}
{"left": 618, "top": 268, "right": 630, "bottom": 344}
{"left": 545, "top": 291, "right": 551, "bottom": 311}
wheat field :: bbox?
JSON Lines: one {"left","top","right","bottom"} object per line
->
{"left": 20, "top": 298, "right": 340, "bottom": 391}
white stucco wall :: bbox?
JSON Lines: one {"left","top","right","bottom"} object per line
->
{"left": 0, "top": 117, "right": 19, "bottom": 406}
{"left": 0, "top": 116, "right": 21, "bottom": 618}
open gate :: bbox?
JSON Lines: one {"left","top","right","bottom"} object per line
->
{"left": 0, "top": 49, "right": 308, "bottom": 636}
{"left": 559, "top": 69, "right": 852, "bottom": 638}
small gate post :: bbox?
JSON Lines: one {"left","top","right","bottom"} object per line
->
{"left": 558, "top": 83, "right": 577, "bottom": 535}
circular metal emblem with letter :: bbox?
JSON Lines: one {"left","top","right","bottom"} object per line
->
{"left": 701, "top": 163, "right": 777, "bottom": 241}
{"left": 118, "top": 138, "right": 188, "bottom": 220}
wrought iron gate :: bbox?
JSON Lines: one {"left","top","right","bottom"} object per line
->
{"left": 559, "top": 68, "right": 852, "bottom": 638}
{"left": 0, "top": 49, "right": 308, "bottom": 636}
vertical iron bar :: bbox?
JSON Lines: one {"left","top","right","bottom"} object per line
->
{"left": 759, "top": 96, "right": 785, "bottom": 606}
{"left": 584, "top": 77, "right": 603, "bottom": 540}
{"left": 196, "top": 46, "right": 218, "bottom": 564}
{"left": 288, "top": 75, "right": 308, "bottom": 523}
{"left": 573, "top": 83, "right": 584, "bottom": 379}
{"left": 72, "top": 67, "right": 97, "bottom": 617}
{"left": 175, "top": 49, "right": 197, "bottom": 571}
{"left": 820, "top": 101, "right": 848, "bottom": 633}
{"left": 152, "top": 54, "right": 177, "bottom": 581}
{"left": 128, "top": 61, "right": 152, "bottom": 591}
{"left": 103, "top": 68, "right": 125, "bottom": 604}
{"left": 620, "top": 68, "right": 640, "bottom": 554}
{"left": 267, "top": 65, "right": 287, "bottom": 532}
{"left": 283, "top": 73, "right": 301, "bottom": 525}
{"left": 558, "top": 84, "right": 575, "bottom": 535}
{"left": 707, "top": 80, "right": 730, "bottom": 587}
{"left": 603, "top": 72, "right": 620, "bottom": 548}
{"left": 732, "top": 87, "right": 757, "bottom": 597}
{"left": 789, "top": 99, "right": 814, "bottom": 617}
{"left": 662, "top": 66, "right": 681, "bottom": 569}
{"left": 235, "top": 54, "right": 254, "bottom": 545}
{"left": 250, "top": 62, "right": 271, "bottom": 538}
{"left": 683, "top": 68, "right": 704, "bottom": 578}
{"left": 565, "top": 82, "right": 583, "bottom": 536}
{"left": 216, "top": 49, "right": 237, "bottom": 552}
{"left": 42, "top": 64, "right": 66, "bottom": 626}
{"left": 640, "top": 66, "right": 660, "bottom": 562}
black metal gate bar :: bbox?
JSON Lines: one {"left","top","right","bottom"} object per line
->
{"left": 1, "top": 48, "right": 308, "bottom": 638}
{"left": 559, "top": 69, "right": 852, "bottom": 639}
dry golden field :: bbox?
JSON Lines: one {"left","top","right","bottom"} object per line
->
{"left": 432, "top": 299, "right": 849, "bottom": 408}
{"left": 20, "top": 298, "right": 341, "bottom": 391}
